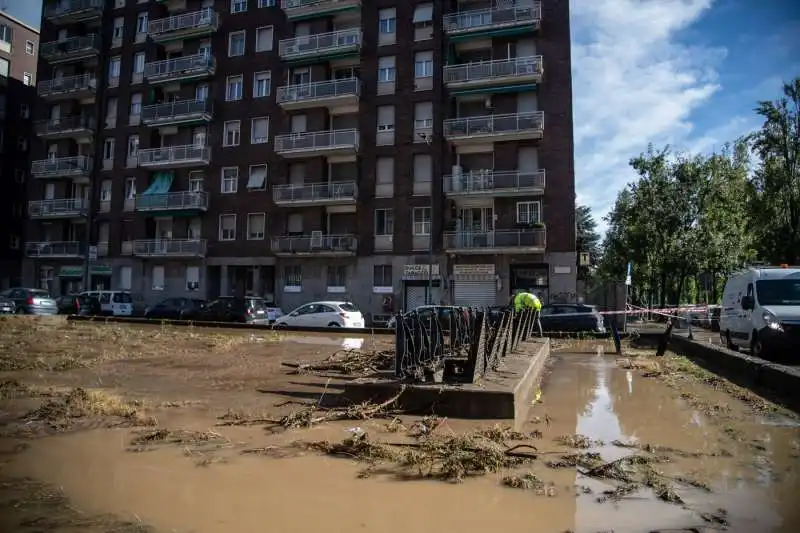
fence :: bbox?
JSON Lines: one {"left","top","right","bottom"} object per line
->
{"left": 393, "top": 308, "right": 538, "bottom": 384}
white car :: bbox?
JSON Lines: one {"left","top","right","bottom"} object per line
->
{"left": 274, "top": 301, "right": 365, "bottom": 329}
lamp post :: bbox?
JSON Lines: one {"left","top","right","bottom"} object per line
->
{"left": 418, "top": 132, "right": 434, "bottom": 305}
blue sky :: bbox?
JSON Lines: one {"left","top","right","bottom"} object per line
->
{"left": 8, "top": 0, "right": 800, "bottom": 233}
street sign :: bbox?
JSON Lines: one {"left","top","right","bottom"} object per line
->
{"left": 88, "top": 246, "right": 98, "bottom": 262}
{"left": 625, "top": 262, "right": 632, "bottom": 286}
{"left": 579, "top": 252, "right": 590, "bottom": 266}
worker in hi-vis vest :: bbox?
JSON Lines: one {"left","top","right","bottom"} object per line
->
{"left": 513, "top": 291, "right": 543, "bottom": 336}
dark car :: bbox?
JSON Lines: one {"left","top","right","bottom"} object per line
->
{"left": 144, "top": 297, "right": 207, "bottom": 320}
{"left": 539, "top": 304, "right": 606, "bottom": 334}
{"left": 0, "top": 296, "right": 15, "bottom": 314}
{"left": 57, "top": 294, "right": 102, "bottom": 316}
{"left": 193, "top": 296, "right": 272, "bottom": 325}
{"left": 0, "top": 288, "right": 59, "bottom": 315}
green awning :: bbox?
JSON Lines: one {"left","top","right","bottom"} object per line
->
{"left": 58, "top": 266, "right": 83, "bottom": 278}
{"left": 90, "top": 265, "right": 112, "bottom": 276}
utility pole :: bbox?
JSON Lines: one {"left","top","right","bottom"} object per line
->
{"left": 419, "top": 132, "right": 434, "bottom": 305}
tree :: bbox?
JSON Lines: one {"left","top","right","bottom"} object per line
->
{"left": 575, "top": 204, "right": 601, "bottom": 282}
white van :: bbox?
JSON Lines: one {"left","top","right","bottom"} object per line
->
{"left": 719, "top": 266, "right": 800, "bottom": 358}
{"left": 80, "top": 290, "right": 145, "bottom": 317}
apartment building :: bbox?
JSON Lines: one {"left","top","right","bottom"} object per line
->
{"left": 26, "top": 0, "right": 575, "bottom": 317}
{"left": 0, "top": 11, "right": 38, "bottom": 290}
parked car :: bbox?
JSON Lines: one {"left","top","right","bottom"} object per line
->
{"left": 57, "top": 294, "right": 102, "bottom": 316}
{"left": 79, "top": 291, "right": 145, "bottom": 317}
{"left": 0, "top": 295, "right": 15, "bottom": 314}
{"left": 0, "top": 288, "right": 59, "bottom": 315}
{"left": 144, "top": 298, "right": 207, "bottom": 320}
{"left": 387, "top": 305, "right": 470, "bottom": 331}
{"left": 274, "top": 301, "right": 364, "bottom": 328}
{"left": 192, "top": 296, "right": 282, "bottom": 325}
{"left": 539, "top": 304, "right": 606, "bottom": 334}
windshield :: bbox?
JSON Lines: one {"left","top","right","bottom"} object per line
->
{"left": 29, "top": 290, "right": 51, "bottom": 298}
{"left": 756, "top": 279, "right": 800, "bottom": 306}
{"left": 339, "top": 303, "right": 359, "bottom": 312}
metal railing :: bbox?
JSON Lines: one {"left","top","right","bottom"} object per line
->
{"left": 278, "top": 29, "right": 361, "bottom": 58}
{"left": 31, "top": 156, "right": 93, "bottom": 177}
{"left": 443, "top": 3, "right": 540, "bottom": 33}
{"left": 148, "top": 8, "right": 218, "bottom": 37}
{"left": 44, "top": 0, "right": 103, "bottom": 19}
{"left": 443, "top": 170, "right": 546, "bottom": 194}
{"left": 273, "top": 181, "right": 357, "bottom": 203}
{"left": 274, "top": 129, "right": 359, "bottom": 153}
{"left": 281, "top": 0, "right": 358, "bottom": 8}
{"left": 277, "top": 78, "right": 360, "bottom": 104}
{"left": 25, "top": 241, "right": 84, "bottom": 258}
{"left": 144, "top": 54, "right": 215, "bottom": 80}
{"left": 38, "top": 74, "right": 96, "bottom": 97}
{"left": 135, "top": 191, "right": 209, "bottom": 211}
{"left": 141, "top": 99, "right": 212, "bottom": 123}
{"left": 130, "top": 239, "right": 207, "bottom": 257}
{"left": 443, "top": 112, "right": 544, "bottom": 138}
{"left": 39, "top": 35, "right": 100, "bottom": 60}
{"left": 444, "top": 229, "right": 546, "bottom": 250}
{"left": 34, "top": 115, "right": 96, "bottom": 136}
{"left": 138, "top": 145, "right": 211, "bottom": 166}
{"left": 28, "top": 198, "right": 89, "bottom": 217}
{"left": 444, "top": 56, "right": 543, "bottom": 84}
{"left": 271, "top": 234, "right": 358, "bottom": 253}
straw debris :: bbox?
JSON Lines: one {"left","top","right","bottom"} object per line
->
{"left": 23, "top": 388, "right": 157, "bottom": 429}
{"left": 283, "top": 349, "right": 394, "bottom": 375}
{"left": 501, "top": 473, "right": 557, "bottom": 496}
{"left": 555, "top": 433, "right": 602, "bottom": 448}
{"left": 128, "top": 428, "right": 230, "bottom": 453}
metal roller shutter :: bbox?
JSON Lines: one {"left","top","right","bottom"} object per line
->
{"left": 453, "top": 280, "right": 495, "bottom": 309}
{"left": 405, "top": 285, "right": 428, "bottom": 311}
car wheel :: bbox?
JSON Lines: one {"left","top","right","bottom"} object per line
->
{"left": 327, "top": 322, "right": 342, "bottom": 328}
{"left": 725, "top": 331, "right": 739, "bottom": 352}
{"left": 750, "top": 334, "right": 765, "bottom": 359}
{"left": 276, "top": 322, "right": 288, "bottom": 328}
{"left": 15, "top": 307, "right": 24, "bottom": 315}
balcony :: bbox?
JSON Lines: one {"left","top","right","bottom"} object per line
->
{"left": 278, "top": 29, "right": 362, "bottom": 63}
{"left": 141, "top": 99, "right": 213, "bottom": 127}
{"left": 144, "top": 54, "right": 215, "bottom": 85}
{"left": 443, "top": 112, "right": 544, "bottom": 144}
{"left": 443, "top": 3, "right": 541, "bottom": 40}
{"left": 276, "top": 78, "right": 360, "bottom": 112}
{"left": 138, "top": 145, "right": 211, "bottom": 169}
{"left": 272, "top": 234, "right": 357, "bottom": 257}
{"left": 25, "top": 241, "right": 84, "bottom": 259}
{"left": 444, "top": 56, "right": 543, "bottom": 94}
{"left": 38, "top": 74, "right": 97, "bottom": 101}
{"left": 44, "top": 0, "right": 103, "bottom": 25}
{"left": 281, "top": 0, "right": 361, "bottom": 20}
{"left": 444, "top": 170, "right": 545, "bottom": 198}
{"left": 148, "top": 8, "right": 219, "bottom": 43}
{"left": 34, "top": 115, "right": 96, "bottom": 141}
{"left": 274, "top": 129, "right": 359, "bottom": 159}
{"left": 134, "top": 191, "right": 209, "bottom": 212}
{"left": 124, "top": 239, "right": 207, "bottom": 258}
{"left": 28, "top": 199, "right": 89, "bottom": 219}
{"left": 31, "top": 156, "right": 93, "bottom": 181}
{"left": 39, "top": 35, "right": 100, "bottom": 64}
{"left": 272, "top": 181, "right": 357, "bottom": 206}
{"left": 444, "top": 229, "right": 546, "bottom": 254}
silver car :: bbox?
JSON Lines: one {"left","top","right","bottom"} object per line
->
{"left": 0, "top": 288, "right": 59, "bottom": 315}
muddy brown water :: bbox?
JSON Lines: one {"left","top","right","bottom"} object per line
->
{"left": 2, "top": 339, "right": 799, "bottom": 533}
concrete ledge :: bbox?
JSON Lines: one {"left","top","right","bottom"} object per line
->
{"left": 342, "top": 339, "right": 551, "bottom": 428}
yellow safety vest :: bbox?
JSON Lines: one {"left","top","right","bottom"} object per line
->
{"left": 514, "top": 292, "right": 541, "bottom": 312}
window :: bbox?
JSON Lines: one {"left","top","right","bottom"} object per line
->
{"left": 0, "top": 58, "right": 8, "bottom": 78}
{"left": 247, "top": 164, "right": 267, "bottom": 190}
{"left": 253, "top": 71, "right": 271, "bottom": 98}
{"left": 228, "top": 30, "right": 246, "bottom": 56}
{"left": 258, "top": 0, "right": 275, "bottom": 6}
{"left": 219, "top": 214, "right": 237, "bottom": 241}
{"left": 119, "top": 266, "right": 132, "bottom": 290}
{"left": 378, "top": 56, "right": 396, "bottom": 82}
{"left": 25, "top": 41, "right": 35, "bottom": 55}
{"left": 125, "top": 177, "right": 136, "bottom": 199}
{"left": 152, "top": 266, "right": 165, "bottom": 291}
{"left": 112, "top": 17, "right": 124, "bottom": 43}
{"left": 23, "top": 72, "right": 33, "bottom": 86}
{"left": 100, "top": 180, "right": 112, "bottom": 202}
{"left": 379, "top": 8, "right": 396, "bottom": 40}
{"left": 375, "top": 209, "right": 394, "bottom": 235}
{"left": 221, "top": 167, "right": 239, "bottom": 193}
{"left": 377, "top": 105, "right": 394, "bottom": 131}
{"left": 186, "top": 266, "right": 200, "bottom": 292}
{"left": 0, "top": 24, "right": 11, "bottom": 51}
{"left": 130, "top": 93, "right": 142, "bottom": 116}
{"left": 17, "top": 137, "right": 27, "bottom": 151}
{"left": 103, "top": 138, "right": 115, "bottom": 160}
{"left": 516, "top": 201, "right": 541, "bottom": 224}
{"left": 414, "top": 102, "right": 434, "bottom": 131}
{"left": 132, "top": 52, "right": 145, "bottom": 76}
{"left": 247, "top": 213, "right": 266, "bottom": 240}
{"left": 127, "top": 135, "right": 139, "bottom": 158}
{"left": 251, "top": 117, "right": 269, "bottom": 144}
{"left": 327, "top": 266, "right": 346, "bottom": 290}
{"left": 226, "top": 75, "right": 243, "bottom": 101}
{"left": 20, "top": 103, "right": 30, "bottom": 119}
{"left": 255, "top": 26, "right": 273, "bottom": 52}
{"left": 106, "top": 97, "right": 118, "bottom": 124}
{"left": 414, "top": 51, "right": 433, "bottom": 78}
{"left": 136, "top": 12, "right": 148, "bottom": 34}
{"left": 223, "top": 121, "right": 241, "bottom": 146}
{"left": 189, "top": 172, "right": 204, "bottom": 192}
{"left": 9, "top": 236, "right": 20, "bottom": 250}
{"left": 284, "top": 266, "right": 302, "bottom": 290}
{"left": 413, "top": 4, "right": 434, "bottom": 28}
{"left": 413, "top": 207, "right": 431, "bottom": 235}
{"left": 231, "top": 0, "right": 247, "bottom": 13}
{"left": 373, "top": 265, "right": 392, "bottom": 290}
{"left": 108, "top": 57, "right": 121, "bottom": 82}
{"left": 376, "top": 157, "right": 394, "bottom": 194}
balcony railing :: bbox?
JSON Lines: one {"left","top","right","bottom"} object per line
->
{"left": 34, "top": 115, "right": 96, "bottom": 137}
{"left": 141, "top": 99, "right": 212, "bottom": 125}
{"left": 444, "top": 56, "right": 543, "bottom": 85}
{"left": 135, "top": 191, "right": 209, "bottom": 212}
{"left": 39, "top": 35, "right": 100, "bottom": 62}
{"left": 272, "top": 234, "right": 358, "bottom": 255}
{"left": 274, "top": 129, "right": 359, "bottom": 155}
{"left": 144, "top": 54, "right": 215, "bottom": 83}
{"left": 25, "top": 241, "right": 84, "bottom": 258}
{"left": 276, "top": 78, "right": 360, "bottom": 106}
{"left": 44, "top": 0, "right": 103, "bottom": 23}
{"left": 31, "top": 156, "right": 93, "bottom": 178}
{"left": 272, "top": 181, "right": 357, "bottom": 204}
{"left": 444, "top": 229, "right": 546, "bottom": 251}
{"left": 38, "top": 74, "right": 96, "bottom": 98}
{"left": 444, "top": 170, "right": 546, "bottom": 195}
{"left": 278, "top": 29, "right": 361, "bottom": 60}
{"left": 127, "top": 239, "right": 207, "bottom": 257}
{"left": 28, "top": 198, "right": 89, "bottom": 218}
{"left": 443, "top": 3, "right": 540, "bottom": 35}
{"left": 138, "top": 145, "right": 211, "bottom": 167}
{"left": 443, "top": 112, "right": 544, "bottom": 139}
{"left": 281, "top": 0, "right": 361, "bottom": 19}
{"left": 148, "top": 8, "right": 219, "bottom": 41}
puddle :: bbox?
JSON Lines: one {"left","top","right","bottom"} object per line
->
{"left": 278, "top": 335, "right": 366, "bottom": 350}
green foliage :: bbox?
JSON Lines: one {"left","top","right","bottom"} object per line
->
{"left": 576, "top": 205, "right": 601, "bottom": 282}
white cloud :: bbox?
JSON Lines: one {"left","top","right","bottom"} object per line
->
{"left": 570, "top": 0, "right": 727, "bottom": 232}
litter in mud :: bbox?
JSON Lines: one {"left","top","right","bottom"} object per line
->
{"left": 23, "top": 388, "right": 157, "bottom": 430}
{"left": 501, "top": 473, "right": 557, "bottom": 496}
{"left": 282, "top": 349, "right": 394, "bottom": 375}
{"left": 128, "top": 428, "right": 231, "bottom": 453}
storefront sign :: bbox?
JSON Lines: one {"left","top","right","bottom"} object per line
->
{"left": 403, "top": 264, "right": 440, "bottom": 280}
{"left": 58, "top": 266, "right": 83, "bottom": 278}
{"left": 453, "top": 264, "right": 495, "bottom": 276}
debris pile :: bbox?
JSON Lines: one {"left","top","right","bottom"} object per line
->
{"left": 283, "top": 349, "right": 395, "bottom": 375}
